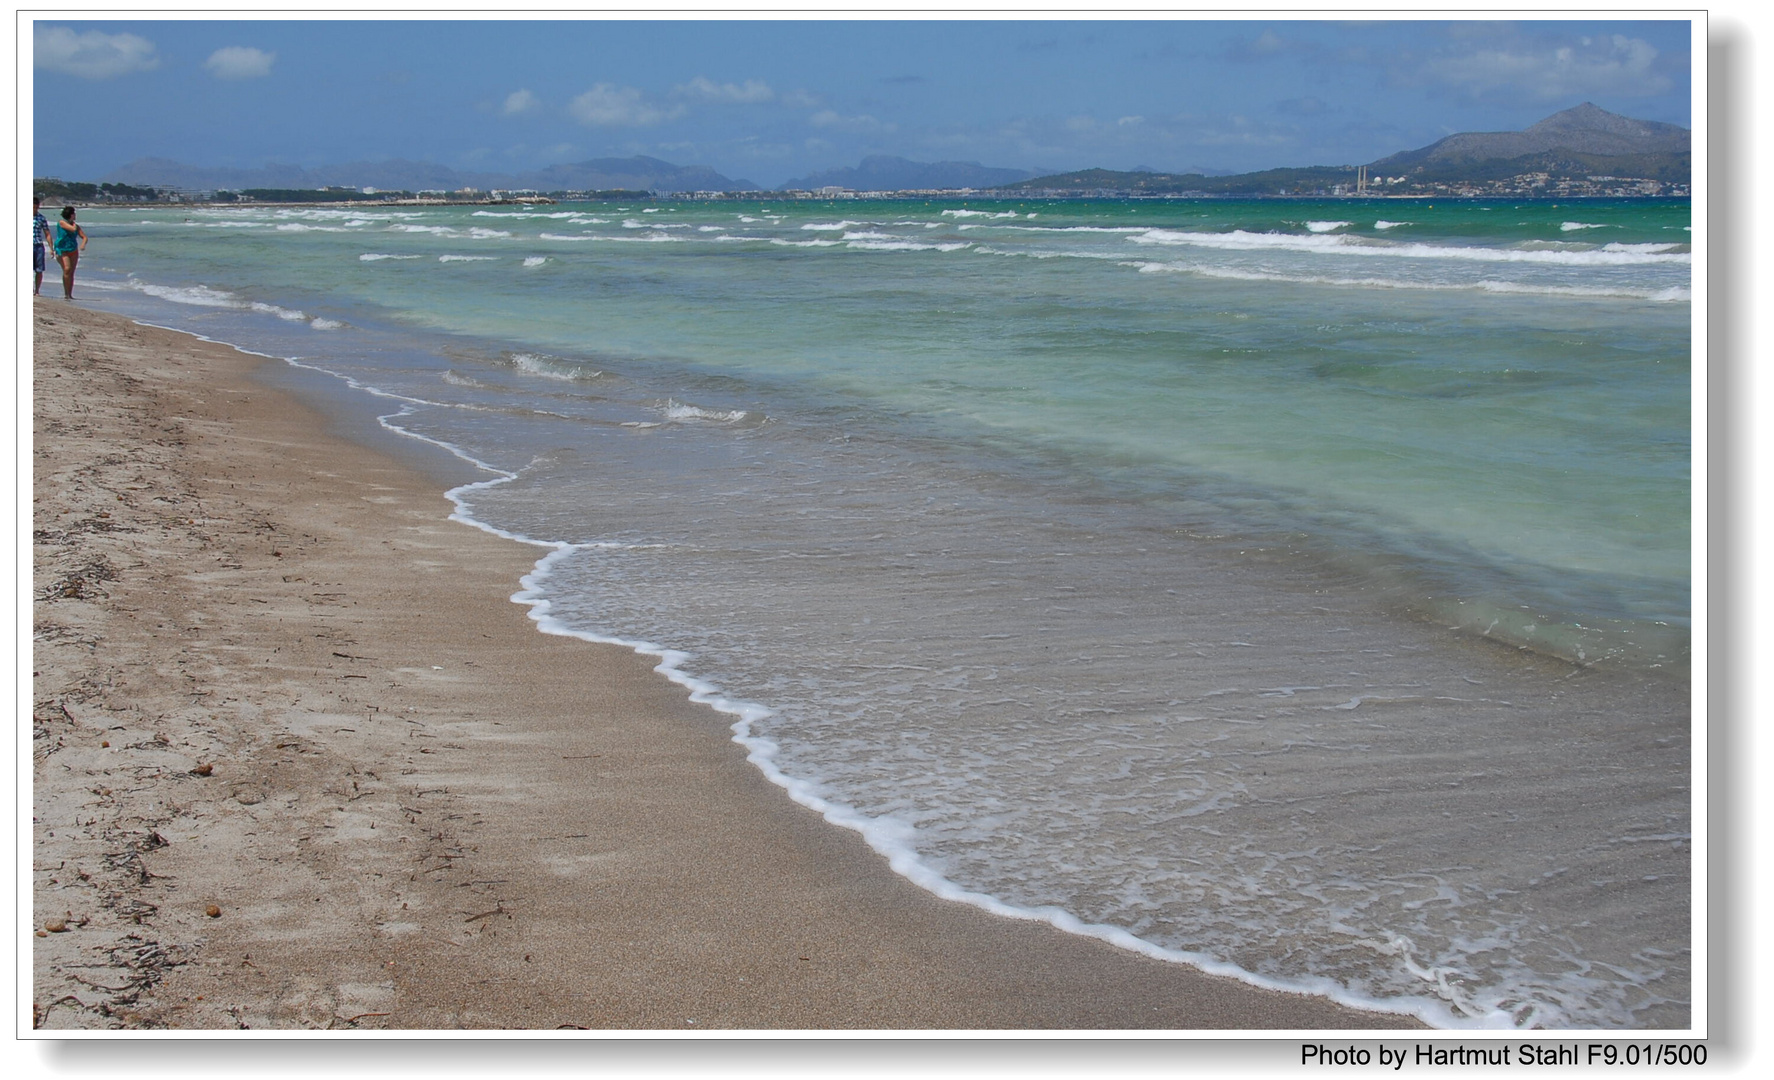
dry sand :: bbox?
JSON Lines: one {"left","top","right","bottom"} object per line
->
{"left": 30, "top": 300, "right": 1416, "bottom": 1031}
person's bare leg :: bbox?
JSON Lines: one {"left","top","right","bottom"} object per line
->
{"left": 60, "top": 253, "right": 76, "bottom": 299}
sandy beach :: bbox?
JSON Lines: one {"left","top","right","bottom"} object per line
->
{"left": 29, "top": 301, "right": 1417, "bottom": 1031}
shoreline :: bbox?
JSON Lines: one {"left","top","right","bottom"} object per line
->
{"left": 31, "top": 300, "right": 1419, "bottom": 1031}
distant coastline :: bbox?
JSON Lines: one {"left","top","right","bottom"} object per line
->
{"left": 30, "top": 189, "right": 1692, "bottom": 209}
{"left": 42, "top": 101, "right": 1690, "bottom": 207}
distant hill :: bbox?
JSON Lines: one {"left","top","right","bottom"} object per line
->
{"left": 101, "top": 157, "right": 486, "bottom": 192}
{"left": 780, "top": 155, "right": 1034, "bottom": 191}
{"left": 522, "top": 156, "right": 759, "bottom": 193}
{"left": 90, "top": 103, "right": 1688, "bottom": 202}
{"left": 994, "top": 164, "right": 1361, "bottom": 197}
{"left": 1372, "top": 103, "right": 1689, "bottom": 169}
{"left": 101, "top": 155, "right": 759, "bottom": 194}
{"left": 996, "top": 103, "right": 1689, "bottom": 197}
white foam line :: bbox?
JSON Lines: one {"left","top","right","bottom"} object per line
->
{"left": 109, "top": 308, "right": 1472, "bottom": 1031}
{"left": 118, "top": 317, "right": 459, "bottom": 416}
{"left": 452, "top": 511, "right": 1457, "bottom": 1027}
{"left": 1131, "top": 228, "right": 1691, "bottom": 266}
{"left": 995, "top": 224, "right": 1150, "bottom": 234}
{"left": 1124, "top": 260, "right": 1692, "bottom": 303}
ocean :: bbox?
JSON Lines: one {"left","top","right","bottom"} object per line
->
{"left": 65, "top": 196, "right": 1693, "bottom": 1029}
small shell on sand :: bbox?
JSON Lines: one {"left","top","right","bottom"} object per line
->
{"left": 206, "top": 905, "right": 222, "bottom": 918}
{"left": 44, "top": 918, "right": 68, "bottom": 933}
{"left": 192, "top": 763, "right": 214, "bottom": 776}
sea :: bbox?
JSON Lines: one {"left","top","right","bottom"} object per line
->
{"left": 63, "top": 196, "right": 1694, "bottom": 1030}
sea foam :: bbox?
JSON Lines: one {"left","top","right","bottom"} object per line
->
{"left": 1130, "top": 228, "right": 1691, "bottom": 265}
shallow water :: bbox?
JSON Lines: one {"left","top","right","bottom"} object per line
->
{"left": 72, "top": 196, "right": 1692, "bottom": 1028}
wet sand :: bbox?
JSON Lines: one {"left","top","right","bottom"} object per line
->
{"left": 31, "top": 300, "right": 1415, "bottom": 1031}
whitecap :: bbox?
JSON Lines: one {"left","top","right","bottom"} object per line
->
{"left": 250, "top": 301, "right": 309, "bottom": 321}
{"left": 510, "top": 352, "right": 602, "bottom": 381}
{"left": 438, "top": 254, "right": 498, "bottom": 262}
{"left": 360, "top": 253, "right": 423, "bottom": 261}
{"left": 522, "top": 256, "right": 548, "bottom": 267}
{"left": 1127, "top": 258, "right": 1691, "bottom": 302}
{"left": 1008, "top": 224, "right": 1149, "bottom": 234}
{"left": 1130, "top": 228, "right": 1691, "bottom": 266}
{"left": 662, "top": 399, "right": 748, "bottom": 423}
{"left": 1602, "top": 242, "right": 1685, "bottom": 255}
{"left": 1305, "top": 220, "right": 1352, "bottom": 233}
{"left": 845, "top": 239, "right": 972, "bottom": 253}
{"left": 274, "top": 207, "right": 403, "bottom": 223}
{"left": 133, "top": 282, "right": 242, "bottom": 307}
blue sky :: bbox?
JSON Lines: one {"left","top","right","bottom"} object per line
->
{"left": 31, "top": 17, "right": 1694, "bottom": 186}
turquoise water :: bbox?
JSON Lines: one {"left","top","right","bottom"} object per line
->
{"left": 72, "top": 197, "right": 1692, "bottom": 1028}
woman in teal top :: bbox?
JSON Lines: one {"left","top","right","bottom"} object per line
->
{"left": 53, "top": 206, "right": 87, "bottom": 300}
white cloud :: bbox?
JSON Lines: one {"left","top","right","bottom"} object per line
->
{"left": 503, "top": 89, "right": 539, "bottom": 116}
{"left": 1249, "top": 30, "right": 1287, "bottom": 55}
{"left": 204, "top": 45, "right": 275, "bottom": 80}
{"left": 35, "top": 25, "right": 160, "bottom": 79}
{"left": 676, "top": 76, "right": 774, "bottom": 103}
{"left": 809, "top": 109, "right": 887, "bottom": 133}
{"left": 1428, "top": 34, "right": 1670, "bottom": 100}
{"left": 569, "top": 83, "right": 683, "bottom": 126}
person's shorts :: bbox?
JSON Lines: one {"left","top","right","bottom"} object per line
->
{"left": 33, "top": 244, "right": 44, "bottom": 273}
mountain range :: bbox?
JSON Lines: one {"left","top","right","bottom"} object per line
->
{"left": 93, "top": 103, "right": 1687, "bottom": 198}
{"left": 994, "top": 103, "right": 1690, "bottom": 196}
{"left": 100, "top": 155, "right": 761, "bottom": 194}
{"left": 1369, "top": 102, "right": 1689, "bottom": 170}
{"left": 778, "top": 155, "right": 1036, "bottom": 192}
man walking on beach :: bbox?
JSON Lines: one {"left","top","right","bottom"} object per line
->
{"left": 32, "top": 195, "right": 49, "bottom": 296}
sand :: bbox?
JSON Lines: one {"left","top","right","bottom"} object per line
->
{"left": 30, "top": 300, "right": 1417, "bottom": 1031}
